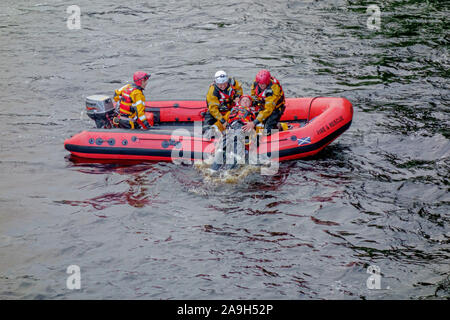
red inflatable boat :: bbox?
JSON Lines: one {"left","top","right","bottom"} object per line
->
{"left": 64, "top": 97, "right": 353, "bottom": 162}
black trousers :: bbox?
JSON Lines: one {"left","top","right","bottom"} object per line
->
{"left": 262, "top": 105, "right": 285, "bottom": 134}
{"left": 203, "top": 111, "right": 217, "bottom": 127}
{"left": 118, "top": 118, "right": 141, "bottom": 130}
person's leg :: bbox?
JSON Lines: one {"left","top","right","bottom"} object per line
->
{"left": 203, "top": 111, "right": 229, "bottom": 135}
{"left": 264, "top": 106, "right": 284, "bottom": 134}
{"left": 202, "top": 111, "right": 217, "bottom": 133}
{"left": 118, "top": 119, "right": 133, "bottom": 129}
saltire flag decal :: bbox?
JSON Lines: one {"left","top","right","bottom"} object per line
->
{"left": 297, "top": 137, "right": 311, "bottom": 146}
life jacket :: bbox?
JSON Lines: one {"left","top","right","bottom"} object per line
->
{"left": 253, "top": 76, "right": 285, "bottom": 110}
{"left": 214, "top": 78, "right": 239, "bottom": 111}
{"left": 118, "top": 84, "right": 142, "bottom": 120}
{"left": 227, "top": 105, "right": 255, "bottom": 125}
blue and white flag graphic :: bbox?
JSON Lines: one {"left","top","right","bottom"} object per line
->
{"left": 297, "top": 137, "right": 311, "bottom": 146}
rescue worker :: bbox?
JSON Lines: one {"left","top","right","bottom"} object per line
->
{"left": 242, "top": 69, "right": 286, "bottom": 134}
{"left": 113, "top": 71, "right": 151, "bottom": 130}
{"left": 204, "top": 70, "right": 243, "bottom": 133}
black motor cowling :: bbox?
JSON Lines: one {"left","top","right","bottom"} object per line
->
{"left": 86, "top": 95, "right": 117, "bottom": 128}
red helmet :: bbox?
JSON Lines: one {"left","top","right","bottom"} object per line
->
{"left": 255, "top": 69, "right": 271, "bottom": 85}
{"left": 133, "top": 71, "right": 150, "bottom": 87}
{"left": 239, "top": 95, "right": 253, "bottom": 104}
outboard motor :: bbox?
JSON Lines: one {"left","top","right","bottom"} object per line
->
{"left": 85, "top": 95, "right": 117, "bottom": 128}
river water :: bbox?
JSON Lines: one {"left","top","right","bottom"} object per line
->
{"left": 0, "top": 0, "right": 448, "bottom": 299}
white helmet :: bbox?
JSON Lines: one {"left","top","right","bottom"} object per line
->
{"left": 214, "top": 70, "right": 228, "bottom": 84}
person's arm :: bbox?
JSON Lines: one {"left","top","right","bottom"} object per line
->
{"left": 132, "top": 90, "right": 150, "bottom": 129}
{"left": 113, "top": 84, "right": 129, "bottom": 102}
{"left": 233, "top": 79, "right": 243, "bottom": 97}
{"left": 206, "top": 86, "right": 226, "bottom": 125}
{"left": 250, "top": 82, "right": 256, "bottom": 98}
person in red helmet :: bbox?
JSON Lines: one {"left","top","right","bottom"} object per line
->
{"left": 226, "top": 95, "right": 256, "bottom": 129}
{"left": 242, "top": 69, "right": 286, "bottom": 134}
{"left": 113, "top": 71, "right": 151, "bottom": 130}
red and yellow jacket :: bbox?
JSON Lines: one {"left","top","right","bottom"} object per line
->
{"left": 227, "top": 105, "right": 255, "bottom": 125}
{"left": 206, "top": 78, "right": 243, "bottom": 123}
{"left": 250, "top": 77, "right": 285, "bottom": 124}
{"left": 114, "top": 84, "right": 149, "bottom": 128}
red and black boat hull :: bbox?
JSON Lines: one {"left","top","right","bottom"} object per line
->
{"left": 65, "top": 97, "right": 353, "bottom": 162}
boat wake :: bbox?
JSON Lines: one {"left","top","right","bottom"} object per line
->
{"left": 194, "top": 160, "right": 261, "bottom": 184}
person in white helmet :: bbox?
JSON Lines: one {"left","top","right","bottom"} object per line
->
{"left": 203, "top": 70, "right": 243, "bottom": 133}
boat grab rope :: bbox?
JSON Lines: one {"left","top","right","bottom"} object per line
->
{"left": 145, "top": 104, "right": 206, "bottom": 110}
{"left": 306, "top": 97, "right": 320, "bottom": 124}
